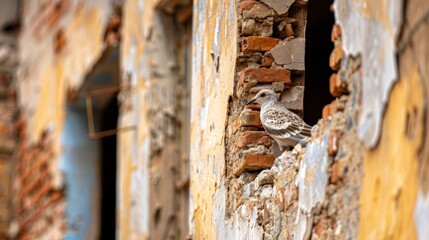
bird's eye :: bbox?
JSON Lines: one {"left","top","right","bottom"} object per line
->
{"left": 261, "top": 93, "right": 266, "bottom": 97}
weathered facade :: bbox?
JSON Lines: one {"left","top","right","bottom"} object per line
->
{"left": 0, "top": 0, "right": 428, "bottom": 239}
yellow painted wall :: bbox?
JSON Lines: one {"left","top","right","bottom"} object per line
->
{"left": 189, "top": 0, "right": 237, "bottom": 238}
{"left": 119, "top": 0, "right": 237, "bottom": 238}
{"left": 359, "top": 67, "right": 423, "bottom": 240}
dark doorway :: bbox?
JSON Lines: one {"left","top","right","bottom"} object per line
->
{"left": 304, "top": 0, "right": 335, "bottom": 125}
{"left": 99, "top": 96, "right": 118, "bottom": 239}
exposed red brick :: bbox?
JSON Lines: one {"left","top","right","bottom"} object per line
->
{"left": 234, "top": 153, "right": 275, "bottom": 175}
{"left": 329, "top": 45, "right": 344, "bottom": 71}
{"left": 17, "top": 180, "right": 52, "bottom": 215}
{"left": 236, "top": 131, "right": 272, "bottom": 148}
{"left": 330, "top": 159, "right": 345, "bottom": 183}
{"left": 18, "top": 166, "right": 50, "bottom": 199}
{"left": 20, "top": 192, "right": 63, "bottom": 230}
{"left": 322, "top": 99, "right": 338, "bottom": 119}
{"left": 241, "top": 36, "right": 279, "bottom": 52}
{"left": 240, "top": 110, "right": 263, "bottom": 128}
{"left": 284, "top": 23, "right": 294, "bottom": 37}
{"left": 238, "top": 68, "right": 291, "bottom": 88}
{"left": 16, "top": 149, "right": 36, "bottom": 173}
{"left": 329, "top": 73, "right": 347, "bottom": 97}
{"left": 322, "top": 104, "right": 330, "bottom": 119}
{"left": 239, "top": 1, "right": 274, "bottom": 19}
{"left": 331, "top": 24, "right": 342, "bottom": 42}
{"left": 328, "top": 130, "right": 342, "bottom": 156}
{"left": 260, "top": 55, "right": 274, "bottom": 67}
{"left": 315, "top": 217, "right": 333, "bottom": 236}
{"left": 30, "top": 180, "right": 52, "bottom": 206}
{"left": 20, "top": 156, "right": 48, "bottom": 184}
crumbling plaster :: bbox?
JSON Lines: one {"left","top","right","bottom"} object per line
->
{"left": 118, "top": 0, "right": 150, "bottom": 238}
{"left": 333, "top": 0, "right": 403, "bottom": 148}
{"left": 189, "top": 0, "right": 237, "bottom": 238}
{"left": 18, "top": 0, "right": 112, "bottom": 187}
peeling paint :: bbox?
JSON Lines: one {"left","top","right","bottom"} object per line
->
{"left": 414, "top": 191, "right": 429, "bottom": 240}
{"left": 359, "top": 67, "right": 423, "bottom": 240}
{"left": 189, "top": 0, "right": 237, "bottom": 238}
{"left": 333, "top": 0, "right": 403, "bottom": 147}
{"left": 294, "top": 134, "right": 329, "bottom": 240}
{"left": 18, "top": 0, "right": 112, "bottom": 190}
{"left": 60, "top": 107, "right": 100, "bottom": 240}
{"left": 296, "top": 135, "right": 329, "bottom": 213}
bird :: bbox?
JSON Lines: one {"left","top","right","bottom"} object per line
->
{"left": 246, "top": 89, "right": 312, "bottom": 150}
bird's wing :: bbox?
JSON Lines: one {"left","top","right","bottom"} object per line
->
{"left": 262, "top": 108, "right": 312, "bottom": 140}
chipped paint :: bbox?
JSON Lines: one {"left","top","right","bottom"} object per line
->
{"left": 359, "top": 67, "right": 423, "bottom": 239}
{"left": 18, "top": 0, "right": 112, "bottom": 183}
{"left": 414, "top": 191, "right": 429, "bottom": 240}
{"left": 190, "top": 0, "right": 237, "bottom": 238}
{"left": 296, "top": 135, "right": 329, "bottom": 213}
{"left": 60, "top": 106, "right": 100, "bottom": 240}
{"left": 17, "top": 1, "right": 112, "bottom": 238}
{"left": 333, "top": 0, "right": 403, "bottom": 147}
{"left": 295, "top": 135, "right": 329, "bottom": 240}
{"left": 212, "top": 178, "right": 263, "bottom": 240}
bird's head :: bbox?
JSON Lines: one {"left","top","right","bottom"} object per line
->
{"left": 246, "top": 89, "right": 278, "bottom": 107}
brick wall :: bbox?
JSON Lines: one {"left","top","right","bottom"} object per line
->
{"left": 0, "top": 70, "right": 17, "bottom": 238}
{"left": 221, "top": 1, "right": 367, "bottom": 238}
{"left": 226, "top": 0, "right": 307, "bottom": 216}
{"left": 11, "top": 0, "right": 114, "bottom": 239}
{"left": 11, "top": 127, "right": 66, "bottom": 239}
{"left": 0, "top": 9, "right": 18, "bottom": 235}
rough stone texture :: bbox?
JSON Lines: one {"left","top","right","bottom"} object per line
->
{"left": 224, "top": 1, "right": 310, "bottom": 238}
{"left": 270, "top": 38, "right": 305, "bottom": 70}
{"left": 261, "top": 0, "right": 295, "bottom": 15}
{"left": 241, "top": 18, "right": 274, "bottom": 36}
{"left": 240, "top": 109, "right": 263, "bottom": 128}
{"left": 280, "top": 86, "right": 304, "bottom": 111}
{"left": 13, "top": 1, "right": 114, "bottom": 239}
{"left": 240, "top": 1, "right": 275, "bottom": 19}
{"left": 0, "top": 3, "right": 18, "bottom": 236}
{"left": 12, "top": 131, "right": 66, "bottom": 239}
{"left": 334, "top": 0, "right": 404, "bottom": 148}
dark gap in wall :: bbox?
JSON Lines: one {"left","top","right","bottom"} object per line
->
{"left": 99, "top": 95, "right": 118, "bottom": 240}
{"left": 304, "top": 0, "right": 335, "bottom": 125}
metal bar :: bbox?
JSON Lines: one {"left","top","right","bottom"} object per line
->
{"left": 89, "top": 125, "right": 136, "bottom": 139}
{"left": 84, "top": 85, "right": 137, "bottom": 139}
{"left": 84, "top": 86, "right": 120, "bottom": 97}
{"left": 85, "top": 95, "right": 96, "bottom": 138}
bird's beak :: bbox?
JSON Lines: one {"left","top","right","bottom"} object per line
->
{"left": 246, "top": 98, "right": 257, "bottom": 105}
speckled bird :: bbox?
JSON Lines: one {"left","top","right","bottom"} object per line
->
{"left": 246, "top": 89, "right": 312, "bottom": 150}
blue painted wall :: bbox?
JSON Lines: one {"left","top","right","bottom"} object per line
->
{"left": 60, "top": 106, "right": 100, "bottom": 240}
